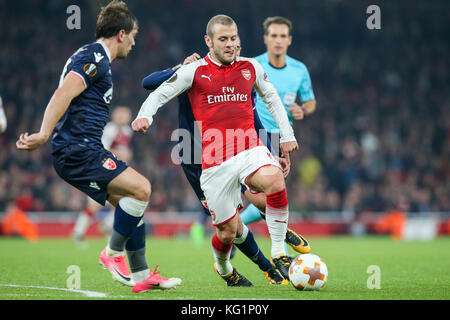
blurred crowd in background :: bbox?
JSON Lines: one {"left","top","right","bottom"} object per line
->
{"left": 0, "top": 0, "right": 448, "bottom": 219}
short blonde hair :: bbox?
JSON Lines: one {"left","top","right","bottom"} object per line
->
{"left": 206, "top": 14, "right": 236, "bottom": 38}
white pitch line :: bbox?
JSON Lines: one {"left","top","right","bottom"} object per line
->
{"left": 0, "top": 284, "right": 107, "bottom": 298}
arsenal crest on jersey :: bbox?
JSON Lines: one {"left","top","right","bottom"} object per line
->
{"left": 241, "top": 69, "right": 251, "bottom": 80}
{"left": 102, "top": 158, "right": 117, "bottom": 170}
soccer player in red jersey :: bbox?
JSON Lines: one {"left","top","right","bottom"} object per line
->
{"left": 133, "top": 15, "right": 298, "bottom": 284}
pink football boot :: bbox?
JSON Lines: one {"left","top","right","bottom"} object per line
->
{"left": 132, "top": 266, "right": 182, "bottom": 293}
{"left": 99, "top": 248, "right": 135, "bottom": 286}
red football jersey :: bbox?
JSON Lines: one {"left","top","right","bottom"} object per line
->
{"left": 187, "top": 54, "right": 262, "bottom": 168}
{"left": 137, "top": 53, "right": 295, "bottom": 169}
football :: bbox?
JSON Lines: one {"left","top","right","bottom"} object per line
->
{"left": 289, "top": 254, "right": 328, "bottom": 291}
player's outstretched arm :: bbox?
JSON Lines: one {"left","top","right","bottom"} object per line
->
{"left": 16, "top": 72, "right": 85, "bottom": 151}
{"left": 142, "top": 70, "right": 176, "bottom": 91}
{"left": 133, "top": 61, "right": 199, "bottom": 133}
{"left": 142, "top": 53, "right": 200, "bottom": 91}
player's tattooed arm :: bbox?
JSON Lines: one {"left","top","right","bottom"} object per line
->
{"left": 16, "top": 72, "right": 85, "bottom": 151}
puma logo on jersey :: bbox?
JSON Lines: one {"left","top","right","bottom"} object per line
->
{"left": 94, "top": 52, "right": 104, "bottom": 63}
{"left": 201, "top": 74, "right": 212, "bottom": 81}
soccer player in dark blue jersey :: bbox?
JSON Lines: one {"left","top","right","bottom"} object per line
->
{"left": 16, "top": 0, "right": 180, "bottom": 293}
{"left": 141, "top": 46, "right": 289, "bottom": 286}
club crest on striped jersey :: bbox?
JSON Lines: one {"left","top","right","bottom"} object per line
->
{"left": 241, "top": 69, "right": 251, "bottom": 80}
{"left": 102, "top": 158, "right": 117, "bottom": 170}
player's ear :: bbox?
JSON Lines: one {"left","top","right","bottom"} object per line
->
{"left": 288, "top": 35, "right": 292, "bottom": 46}
{"left": 117, "top": 29, "right": 126, "bottom": 42}
{"left": 204, "top": 35, "right": 212, "bottom": 49}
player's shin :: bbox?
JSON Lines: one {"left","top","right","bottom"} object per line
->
{"left": 265, "top": 189, "right": 289, "bottom": 258}
{"left": 107, "top": 197, "right": 148, "bottom": 256}
{"left": 234, "top": 224, "right": 272, "bottom": 271}
{"left": 211, "top": 233, "right": 233, "bottom": 276}
{"left": 126, "top": 222, "right": 150, "bottom": 283}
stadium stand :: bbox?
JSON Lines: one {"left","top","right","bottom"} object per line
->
{"left": 0, "top": 1, "right": 448, "bottom": 233}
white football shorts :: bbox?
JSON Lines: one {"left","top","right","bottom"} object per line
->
{"left": 200, "top": 146, "right": 281, "bottom": 226}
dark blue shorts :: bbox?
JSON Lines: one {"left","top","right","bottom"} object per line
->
{"left": 52, "top": 144, "right": 128, "bottom": 206}
{"left": 181, "top": 162, "right": 247, "bottom": 216}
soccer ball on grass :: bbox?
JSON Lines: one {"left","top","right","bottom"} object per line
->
{"left": 289, "top": 253, "right": 328, "bottom": 291}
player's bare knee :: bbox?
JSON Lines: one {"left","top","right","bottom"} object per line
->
{"left": 217, "top": 228, "right": 236, "bottom": 245}
{"left": 265, "top": 175, "right": 285, "bottom": 195}
{"left": 134, "top": 179, "right": 151, "bottom": 202}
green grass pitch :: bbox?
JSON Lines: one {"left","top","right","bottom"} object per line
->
{"left": 0, "top": 235, "right": 449, "bottom": 300}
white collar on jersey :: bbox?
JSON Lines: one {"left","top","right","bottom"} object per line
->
{"left": 207, "top": 52, "right": 235, "bottom": 67}
{"left": 96, "top": 39, "right": 112, "bottom": 63}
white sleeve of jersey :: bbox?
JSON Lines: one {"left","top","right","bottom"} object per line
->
{"left": 0, "top": 97, "right": 7, "bottom": 134}
{"left": 102, "top": 122, "right": 117, "bottom": 150}
{"left": 136, "top": 60, "right": 201, "bottom": 126}
{"left": 249, "top": 59, "right": 296, "bottom": 143}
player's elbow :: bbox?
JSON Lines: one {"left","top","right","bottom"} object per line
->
{"left": 53, "top": 86, "right": 76, "bottom": 103}
{"left": 142, "top": 77, "right": 152, "bottom": 90}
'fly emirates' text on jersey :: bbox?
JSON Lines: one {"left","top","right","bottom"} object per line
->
{"left": 137, "top": 54, "right": 296, "bottom": 169}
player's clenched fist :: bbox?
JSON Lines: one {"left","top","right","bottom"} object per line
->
{"left": 131, "top": 117, "right": 150, "bottom": 133}
{"left": 287, "top": 102, "right": 305, "bottom": 120}
{"left": 280, "top": 140, "right": 299, "bottom": 166}
{"left": 16, "top": 132, "right": 48, "bottom": 151}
